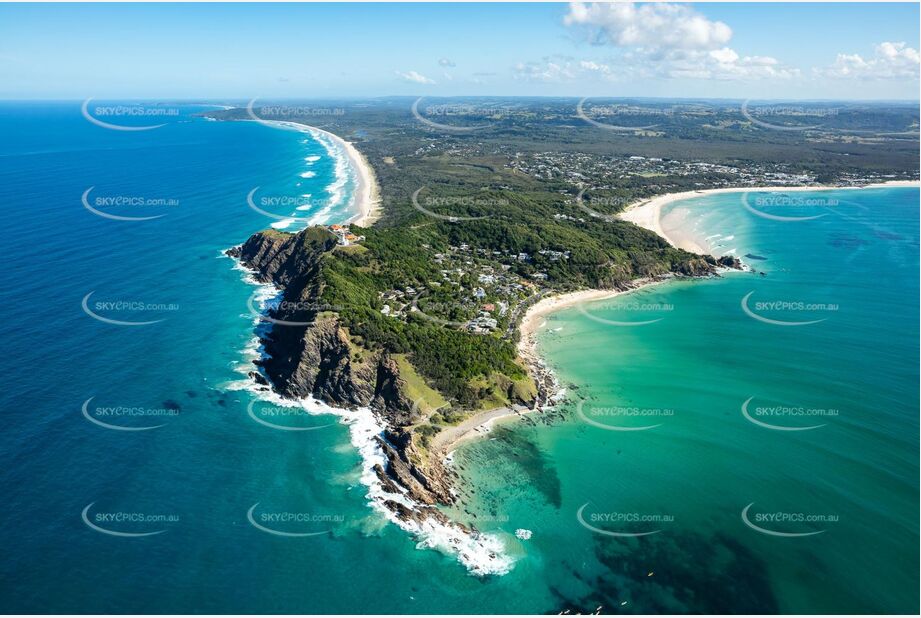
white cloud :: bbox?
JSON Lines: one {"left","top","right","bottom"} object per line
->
{"left": 564, "top": 2, "right": 732, "bottom": 51}
{"left": 438, "top": 58, "right": 456, "bottom": 68}
{"left": 556, "top": 2, "right": 795, "bottom": 82}
{"left": 395, "top": 70, "right": 436, "bottom": 85}
{"left": 659, "top": 48, "right": 798, "bottom": 80}
{"left": 819, "top": 42, "right": 920, "bottom": 80}
{"left": 513, "top": 50, "right": 795, "bottom": 84}
{"left": 513, "top": 57, "right": 580, "bottom": 82}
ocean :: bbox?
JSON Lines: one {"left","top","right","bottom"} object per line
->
{"left": 0, "top": 101, "right": 917, "bottom": 614}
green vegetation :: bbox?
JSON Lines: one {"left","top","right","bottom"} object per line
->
{"left": 209, "top": 98, "right": 918, "bottom": 412}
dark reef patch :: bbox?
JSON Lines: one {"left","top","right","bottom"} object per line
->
{"left": 555, "top": 531, "right": 778, "bottom": 614}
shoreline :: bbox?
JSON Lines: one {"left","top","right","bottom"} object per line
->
{"left": 226, "top": 250, "right": 513, "bottom": 576}
{"left": 436, "top": 181, "right": 919, "bottom": 454}
{"left": 258, "top": 120, "right": 382, "bottom": 227}
{"left": 619, "top": 180, "right": 920, "bottom": 255}
{"left": 435, "top": 278, "right": 671, "bottom": 456}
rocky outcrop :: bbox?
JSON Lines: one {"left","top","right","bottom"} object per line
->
{"left": 228, "top": 227, "right": 413, "bottom": 421}
{"left": 378, "top": 429, "right": 456, "bottom": 505}
{"left": 228, "top": 226, "right": 743, "bottom": 524}
{"left": 674, "top": 253, "right": 743, "bottom": 276}
{"left": 229, "top": 227, "right": 461, "bottom": 524}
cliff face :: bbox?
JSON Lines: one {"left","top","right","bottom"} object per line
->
{"left": 228, "top": 228, "right": 413, "bottom": 421}
{"left": 228, "top": 226, "right": 742, "bottom": 518}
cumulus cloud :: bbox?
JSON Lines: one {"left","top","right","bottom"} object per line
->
{"left": 564, "top": 1, "right": 732, "bottom": 51}
{"left": 657, "top": 48, "right": 798, "bottom": 80}
{"left": 513, "top": 50, "right": 795, "bottom": 83}
{"left": 438, "top": 58, "right": 456, "bottom": 68}
{"left": 395, "top": 70, "right": 436, "bottom": 85}
{"left": 554, "top": 2, "right": 796, "bottom": 82}
{"left": 513, "top": 57, "right": 582, "bottom": 82}
{"left": 819, "top": 42, "right": 920, "bottom": 79}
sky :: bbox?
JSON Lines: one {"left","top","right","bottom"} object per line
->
{"left": 1, "top": 2, "right": 919, "bottom": 100}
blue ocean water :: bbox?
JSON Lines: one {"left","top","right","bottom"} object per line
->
{"left": 0, "top": 102, "right": 560, "bottom": 615}
{"left": 0, "top": 102, "right": 917, "bottom": 614}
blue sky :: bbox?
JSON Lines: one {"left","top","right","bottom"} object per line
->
{"left": 1, "top": 2, "right": 918, "bottom": 100}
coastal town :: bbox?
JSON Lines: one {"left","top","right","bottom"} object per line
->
{"left": 376, "top": 242, "right": 551, "bottom": 336}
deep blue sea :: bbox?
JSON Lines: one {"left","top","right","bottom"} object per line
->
{"left": 0, "top": 102, "right": 917, "bottom": 614}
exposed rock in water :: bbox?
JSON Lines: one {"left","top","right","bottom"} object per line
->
{"left": 673, "top": 254, "right": 743, "bottom": 276}
{"left": 228, "top": 226, "right": 455, "bottom": 527}
{"left": 226, "top": 225, "right": 746, "bottom": 565}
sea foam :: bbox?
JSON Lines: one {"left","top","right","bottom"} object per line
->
{"left": 225, "top": 250, "right": 515, "bottom": 577}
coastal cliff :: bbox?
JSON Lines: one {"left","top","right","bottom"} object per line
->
{"left": 229, "top": 224, "right": 741, "bottom": 541}
{"left": 228, "top": 227, "right": 458, "bottom": 518}
{"left": 228, "top": 228, "right": 416, "bottom": 414}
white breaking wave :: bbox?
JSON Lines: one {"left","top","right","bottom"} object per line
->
{"left": 305, "top": 155, "right": 321, "bottom": 163}
{"left": 299, "top": 171, "right": 317, "bottom": 179}
{"left": 255, "top": 120, "right": 358, "bottom": 226}
{"left": 224, "top": 250, "right": 515, "bottom": 577}
{"left": 270, "top": 218, "right": 296, "bottom": 230}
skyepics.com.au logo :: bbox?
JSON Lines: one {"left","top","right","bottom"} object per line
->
{"left": 741, "top": 291, "right": 838, "bottom": 326}
{"left": 741, "top": 397, "right": 838, "bottom": 431}
{"left": 575, "top": 188, "right": 629, "bottom": 223}
{"left": 246, "top": 503, "right": 342, "bottom": 538}
{"left": 246, "top": 400, "right": 334, "bottom": 432}
{"left": 740, "top": 100, "right": 838, "bottom": 132}
{"left": 82, "top": 187, "right": 179, "bottom": 222}
{"left": 576, "top": 502, "right": 673, "bottom": 537}
{"left": 81, "top": 99, "right": 180, "bottom": 131}
{"left": 246, "top": 98, "right": 345, "bottom": 127}
{"left": 411, "top": 187, "right": 498, "bottom": 222}
{"left": 246, "top": 187, "right": 322, "bottom": 224}
{"left": 408, "top": 293, "right": 468, "bottom": 329}
{"left": 576, "top": 98, "right": 671, "bottom": 132}
{"left": 409, "top": 396, "right": 449, "bottom": 422}
{"left": 740, "top": 192, "right": 839, "bottom": 222}
{"left": 575, "top": 295, "right": 672, "bottom": 327}
{"left": 410, "top": 98, "right": 507, "bottom": 133}
{"left": 82, "top": 503, "right": 178, "bottom": 537}
{"left": 741, "top": 503, "right": 838, "bottom": 537}
{"left": 81, "top": 397, "right": 179, "bottom": 431}
{"left": 575, "top": 400, "right": 674, "bottom": 431}
{"left": 247, "top": 291, "right": 344, "bottom": 327}
{"left": 81, "top": 291, "right": 179, "bottom": 326}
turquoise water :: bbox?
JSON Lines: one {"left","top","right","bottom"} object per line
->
{"left": 453, "top": 186, "right": 919, "bottom": 613}
{"left": 0, "top": 101, "right": 917, "bottom": 614}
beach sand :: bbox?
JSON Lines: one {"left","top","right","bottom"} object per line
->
{"left": 506, "top": 180, "right": 920, "bottom": 448}
{"left": 619, "top": 181, "right": 920, "bottom": 255}
{"left": 435, "top": 280, "right": 670, "bottom": 455}
{"left": 258, "top": 120, "right": 382, "bottom": 227}
{"left": 516, "top": 279, "right": 666, "bottom": 376}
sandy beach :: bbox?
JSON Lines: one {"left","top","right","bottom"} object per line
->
{"left": 516, "top": 279, "right": 667, "bottom": 372}
{"left": 434, "top": 280, "right": 668, "bottom": 455}
{"left": 259, "top": 120, "right": 382, "bottom": 227}
{"left": 430, "top": 405, "right": 524, "bottom": 456}
{"left": 437, "top": 179, "right": 918, "bottom": 456}
{"left": 619, "top": 180, "right": 920, "bottom": 255}
{"left": 336, "top": 131, "right": 382, "bottom": 227}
